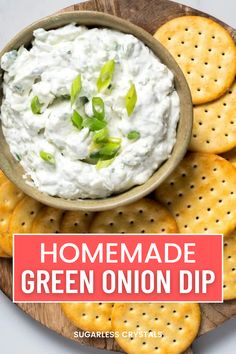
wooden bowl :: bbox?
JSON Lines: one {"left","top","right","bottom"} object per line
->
{"left": 0, "top": 11, "right": 192, "bottom": 211}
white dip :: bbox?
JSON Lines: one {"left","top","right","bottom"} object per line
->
{"left": 0, "top": 24, "right": 180, "bottom": 199}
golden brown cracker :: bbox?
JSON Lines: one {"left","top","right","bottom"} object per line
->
{"left": 3, "top": 196, "right": 43, "bottom": 256}
{"left": 190, "top": 81, "right": 236, "bottom": 153}
{"left": 61, "top": 211, "right": 94, "bottom": 233}
{"left": 61, "top": 303, "right": 114, "bottom": 332}
{"left": 155, "top": 153, "right": 236, "bottom": 235}
{"left": 0, "top": 243, "right": 10, "bottom": 258}
{"left": 90, "top": 199, "right": 178, "bottom": 234}
{"left": 31, "top": 207, "right": 64, "bottom": 233}
{"left": 154, "top": 16, "right": 236, "bottom": 104}
{"left": 112, "top": 303, "right": 201, "bottom": 354}
{"left": 0, "top": 181, "right": 24, "bottom": 255}
{"left": 224, "top": 231, "right": 236, "bottom": 300}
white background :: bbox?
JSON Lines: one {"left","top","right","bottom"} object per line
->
{"left": 0, "top": 0, "right": 235, "bottom": 353}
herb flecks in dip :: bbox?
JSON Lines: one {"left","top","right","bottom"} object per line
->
{"left": 0, "top": 24, "right": 180, "bottom": 199}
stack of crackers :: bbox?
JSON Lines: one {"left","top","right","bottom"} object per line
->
{"left": 1, "top": 14, "right": 236, "bottom": 354}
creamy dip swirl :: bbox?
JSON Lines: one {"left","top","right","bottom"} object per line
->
{"left": 0, "top": 24, "right": 180, "bottom": 199}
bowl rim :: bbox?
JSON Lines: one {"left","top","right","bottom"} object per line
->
{"left": 0, "top": 10, "right": 193, "bottom": 211}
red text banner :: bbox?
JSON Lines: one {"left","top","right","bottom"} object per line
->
{"left": 13, "top": 234, "right": 223, "bottom": 303}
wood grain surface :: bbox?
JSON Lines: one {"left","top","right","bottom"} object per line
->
{"left": 1, "top": 1, "right": 236, "bottom": 353}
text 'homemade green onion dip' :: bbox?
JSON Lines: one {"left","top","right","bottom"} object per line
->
{"left": 0, "top": 24, "right": 180, "bottom": 199}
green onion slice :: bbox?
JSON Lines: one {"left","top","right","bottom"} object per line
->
{"left": 89, "top": 141, "right": 120, "bottom": 160}
{"left": 96, "top": 158, "right": 114, "bottom": 169}
{"left": 31, "top": 96, "right": 42, "bottom": 114}
{"left": 92, "top": 96, "right": 105, "bottom": 120}
{"left": 99, "top": 142, "right": 121, "bottom": 157}
{"left": 83, "top": 117, "right": 107, "bottom": 131}
{"left": 70, "top": 74, "right": 82, "bottom": 105}
{"left": 79, "top": 96, "right": 89, "bottom": 105}
{"left": 97, "top": 59, "right": 115, "bottom": 92}
{"left": 127, "top": 131, "right": 140, "bottom": 140}
{"left": 40, "top": 151, "right": 55, "bottom": 165}
{"left": 93, "top": 127, "right": 109, "bottom": 144}
{"left": 108, "top": 137, "right": 122, "bottom": 144}
{"left": 15, "top": 153, "right": 21, "bottom": 162}
{"left": 125, "top": 83, "right": 137, "bottom": 116}
{"left": 71, "top": 110, "right": 83, "bottom": 130}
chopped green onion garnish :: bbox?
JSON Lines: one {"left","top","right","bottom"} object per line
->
{"left": 99, "top": 142, "right": 121, "bottom": 157}
{"left": 97, "top": 59, "right": 115, "bottom": 92}
{"left": 93, "top": 127, "right": 109, "bottom": 144}
{"left": 92, "top": 97, "right": 105, "bottom": 120}
{"left": 89, "top": 150, "right": 101, "bottom": 160}
{"left": 96, "top": 158, "right": 114, "bottom": 169}
{"left": 127, "top": 131, "right": 140, "bottom": 140}
{"left": 89, "top": 141, "right": 120, "bottom": 160}
{"left": 83, "top": 117, "right": 107, "bottom": 131}
{"left": 15, "top": 153, "right": 21, "bottom": 162}
{"left": 80, "top": 96, "right": 89, "bottom": 105}
{"left": 125, "top": 83, "right": 137, "bottom": 116}
{"left": 31, "top": 96, "right": 42, "bottom": 114}
{"left": 108, "top": 137, "right": 122, "bottom": 144}
{"left": 70, "top": 74, "right": 82, "bottom": 105}
{"left": 39, "top": 151, "right": 55, "bottom": 165}
{"left": 71, "top": 110, "right": 83, "bottom": 130}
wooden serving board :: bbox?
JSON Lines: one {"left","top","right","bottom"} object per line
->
{"left": 1, "top": 1, "right": 236, "bottom": 353}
